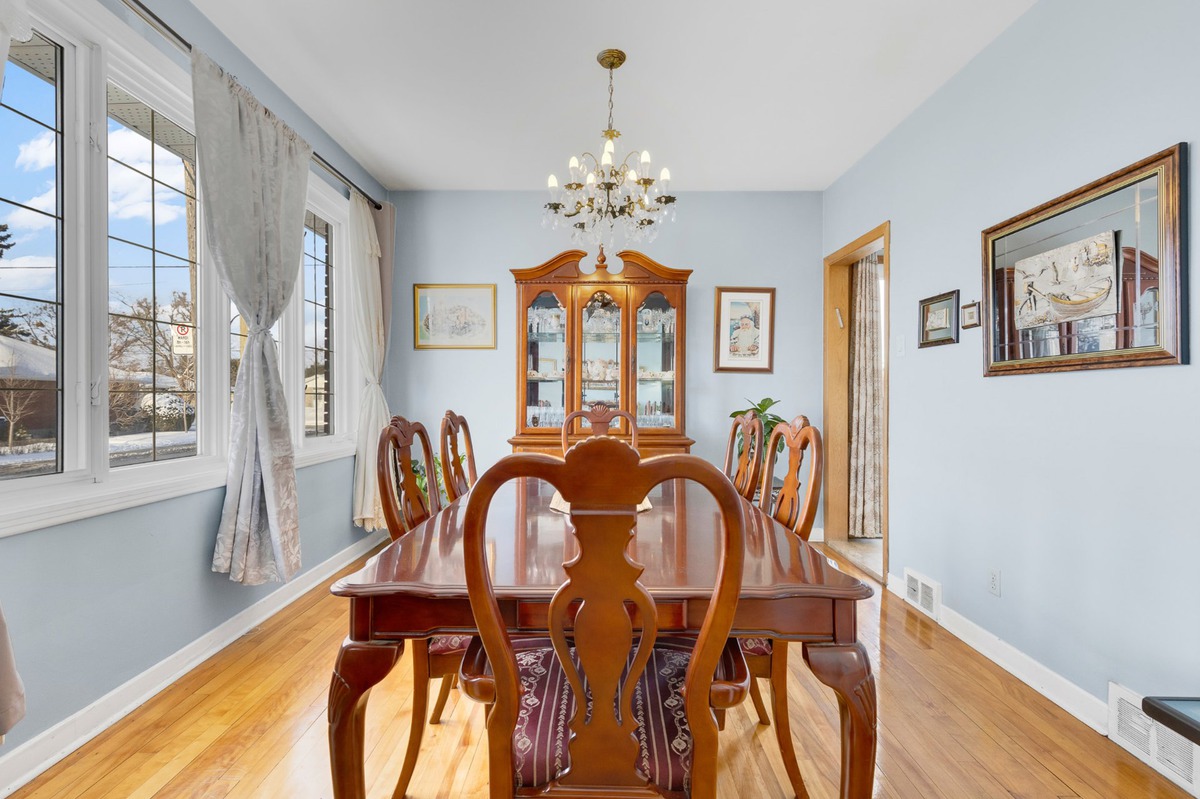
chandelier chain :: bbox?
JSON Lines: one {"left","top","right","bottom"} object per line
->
{"left": 607, "top": 68, "right": 615, "bottom": 132}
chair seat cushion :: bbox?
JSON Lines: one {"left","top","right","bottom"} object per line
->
{"left": 429, "top": 634, "right": 471, "bottom": 655}
{"left": 511, "top": 638, "right": 695, "bottom": 793}
{"left": 739, "top": 637, "right": 773, "bottom": 657}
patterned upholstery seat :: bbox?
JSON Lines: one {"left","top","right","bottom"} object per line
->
{"left": 428, "top": 634, "right": 471, "bottom": 655}
{"left": 505, "top": 638, "right": 705, "bottom": 793}
{"left": 738, "top": 637, "right": 773, "bottom": 657}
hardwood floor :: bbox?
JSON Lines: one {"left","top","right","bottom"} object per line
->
{"left": 9, "top": 545, "right": 1188, "bottom": 799}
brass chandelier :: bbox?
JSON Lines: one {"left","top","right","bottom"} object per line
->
{"left": 542, "top": 49, "right": 676, "bottom": 247}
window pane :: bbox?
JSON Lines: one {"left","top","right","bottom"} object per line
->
{"left": 154, "top": 252, "right": 194, "bottom": 324}
{"left": 108, "top": 238, "right": 153, "bottom": 312}
{"left": 151, "top": 112, "right": 195, "bottom": 196}
{"left": 154, "top": 185, "right": 194, "bottom": 261}
{"left": 1, "top": 32, "right": 61, "bottom": 482}
{"left": 108, "top": 389, "right": 153, "bottom": 466}
{"left": 303, "top": 212, "right": 332, "bottom": 437}
{"left": 155, "top": 321, "right": 195, "bottom": 392}
{"left": 2, "top": 33, "right": 58, "bottom": 129}
{"left": 108, "top": 160, "right": 153, "bottom": 248}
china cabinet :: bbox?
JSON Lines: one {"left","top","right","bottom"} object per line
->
{"left": 510, "top": 248, "right": 693, "bottom": 455}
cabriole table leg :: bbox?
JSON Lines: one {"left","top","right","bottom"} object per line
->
{"left": 328, "top": 638, "right": 404, "bottom": 799}
{"left": 802, "top": 642, "right": 876, "bottom": 799}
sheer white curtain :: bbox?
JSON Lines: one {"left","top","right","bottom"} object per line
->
{"left": 0, "top": 0, "right": 33, "bottom": 89}
{"left": 192, "top": 50, "right": 313, "bottom": 584}
{"left": 348, "top": 192, "right": 390, "bottom": 530}
{"left": 0, "top": 1, "right": 33, "bottom": 741}
{"left": 849, "top": 253, "right": 884, "bottom": 539}
{"left": 0, "top": 603, "right": 23, "bottom": 740}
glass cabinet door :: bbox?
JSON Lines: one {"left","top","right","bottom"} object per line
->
{"left": 635, "top": 292, "right": 677, "bottom": 429}
{"left": 525, "top": 291, "right": 567, "bottom": 429}
{"left": 579, "top": 290, "right": 622, "bottom": 417}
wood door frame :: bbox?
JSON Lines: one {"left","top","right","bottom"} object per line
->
{"left": 823, "top": 222, "right": 890, "bottom": 583}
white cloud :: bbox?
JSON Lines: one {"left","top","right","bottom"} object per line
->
{"left": 107, "top": 131, "right": 187, "bottom": 225}
{"left": 15, "top": 131, "right": 56, "bottom": 172}
{"left": 108, "top": 128, "right": 152, "bottom": 170}
{"left": 0, "top": 255, "right": 57, "bottom": 294}
{"left": 3, "top": 186, "right": 57, "bottom": 233}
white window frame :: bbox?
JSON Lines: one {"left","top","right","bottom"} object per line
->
{"left": 0, "top": 0, "right": 362, "bottom": 539}
{"left": 285, "top": 174, "right": 359, "bottom": 467}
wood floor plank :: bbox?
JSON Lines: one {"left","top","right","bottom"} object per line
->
{"left": 8, "top": 546, "right": 1191, "bottom": 799}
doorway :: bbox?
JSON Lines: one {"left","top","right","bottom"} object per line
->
{"left": 822, "top": 222, "right": 889, "bottom": 583}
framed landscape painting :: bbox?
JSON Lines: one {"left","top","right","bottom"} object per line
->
{"left": 413, "top": 284, "right": 497, "bottom": 349}
{"left": 714, "top": 287, "right": 775, "bottom": 372}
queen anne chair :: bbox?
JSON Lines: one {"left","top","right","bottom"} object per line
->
{"left": 722, "top": 411, "right": 763, "bottom": 500}
{"left": 457, "top": 437, "right": 749, "bottom": 799}
{"left": 377, "top": 416, "right": 470, "bottom": 797}
{"left": 561, "top": 400, "right": 640, "bottom": 453}
{"left": 739, "top": 415, "right": 824, "bottom": 799}
{"left": 439, "top": 409, "right": 478, "bottom": 502}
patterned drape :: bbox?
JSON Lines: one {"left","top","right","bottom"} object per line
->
{"left": 192, "top": 50, "right": 313, "bottom": 584}
{"left": 849, "top": 253, "right": 883, "bottom": 539}
{"left": 0, "top": 603, "right": 24, "bottom": 739}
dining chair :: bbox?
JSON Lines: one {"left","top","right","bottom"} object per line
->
{"left": 739, "top": 414, "right": 824, "bottom": 799}
{"left": 457, "top": 438, "right": 749, "bottom": 799}
{"left": 377, "top": 415, "right": 470, "bottom": 798}
{"left": 560, "top": 400, "right": 640, "bottom": 453}
{"left": 439, "top": 409, "right": 478, "bottom": 502}
{"left": 722, "top": 410, "right": 763, "bottom": 500}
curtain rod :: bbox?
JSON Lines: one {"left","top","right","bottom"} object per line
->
{"left": 120, "top": 0, "right": 385, "bottom": 211}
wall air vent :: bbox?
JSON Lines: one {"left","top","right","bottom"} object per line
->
{"left": 901, "top": 567, "right": 941, "bottom": 621}
{"left": 1108, "top": 682, "right": 1199, "bottom": 797}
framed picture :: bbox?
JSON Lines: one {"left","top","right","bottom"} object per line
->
{"left": 982, "top": 144, "right": 1186, "bottom": 376}
{"left": 961, "top": 301, "right": 981, "bottom": 329}
{"left": 714, "top": 287, "right": 775, "bottom": 372}
{"left": 918, "top": 290, "right": 959, "bottom": 348}
{"left": 413, "top": 284, "right": 497, "bottom": 349}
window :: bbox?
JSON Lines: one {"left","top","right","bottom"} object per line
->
{"left": 302, "top": 210, "right": 333, "bottom": 437}
{"left": 106, "top": 82, "right": 199, "bottom": 465}
{"left": 0, "top": 0, "right": 362, "bottom": 537}
{"left": 0, "top": 32, "right": 63, "bottom": 480}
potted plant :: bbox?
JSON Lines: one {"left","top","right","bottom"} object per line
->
{"left": 728, "top": 397, "right": 787, "bottom": 455}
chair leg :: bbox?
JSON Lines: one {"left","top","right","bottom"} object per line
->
{"left": 769, "top": 642, "right": 809, "bottom": 799}
{"left": 393, "top": 640, "right": 431, "bottom": 799}
{"left": 429, "top": 673, "right": 455, "bottom": 724}
{"left": 715, "top": 707, "right": 727, "bottom": 731}
{"left": 749, "top": 676, "right": 771, "bottom": 725}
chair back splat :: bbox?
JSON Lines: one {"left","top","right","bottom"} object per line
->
{"left": 758, "top": 415, "right": 824, "bottom": 540}
{"left": 440, "top": 410, "right": 478, "bottom": 502}
{"left": 459, "top": 438, "right": 746, "bottom": 799}
{"left": 561, "top": 400, "right": 640, "bottom": 453}
{"left": 377, "top": 416, "right": 442, "bottom": 540}
{"left": 723, "top": 411, "right": 764, "bottom": 500}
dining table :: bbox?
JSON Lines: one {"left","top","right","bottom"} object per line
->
{"left": 328, "top": 476, "right": 877, "bottom": 799}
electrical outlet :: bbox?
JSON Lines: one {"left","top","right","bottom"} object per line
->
{"left": 988, "top": 568, "right": 1001, "bottom": 597}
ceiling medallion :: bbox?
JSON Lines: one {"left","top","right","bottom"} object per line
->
{"left": 542, "top": 48, "right": 676, "bottom": 248}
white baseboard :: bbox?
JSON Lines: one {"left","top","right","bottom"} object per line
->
{"left": 0, "top": 531, "right": 387, "bottom": 799}
{"left": 885, "top": 575, "right": 1108, "bottom": 735}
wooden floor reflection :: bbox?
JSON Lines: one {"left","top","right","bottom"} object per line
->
{"left": 9, "top": 544, "right": 1188, "bottom": 798}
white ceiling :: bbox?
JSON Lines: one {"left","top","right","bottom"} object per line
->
{"left": 186, "top": 0, "right": 1035, "bottom": 192}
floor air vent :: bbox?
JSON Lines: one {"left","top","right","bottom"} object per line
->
{"left": 1108, "top": 682, "right": 1199, "bottom": 797}
{"left": 902, "top": 567, "right": 941, "bottom": 621}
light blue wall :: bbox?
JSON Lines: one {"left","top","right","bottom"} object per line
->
{"left": 823, "top": 0, "right": 1200, "bottom": 701}
{"left": 0, "top": 0, "right": 383, "bottom": 751}
{"left": 0, "top": 457, "right": 362, "bottom": 748}
{"left": 385, "top": 191, "right": 825, "bottom": 472}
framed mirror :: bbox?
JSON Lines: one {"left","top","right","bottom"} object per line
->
{"left": 981, "top": 144, "right": 1186, "bottom": 376}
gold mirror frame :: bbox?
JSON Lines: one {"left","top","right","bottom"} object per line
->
{"left": 981, "top": 144, "right": 1186, "bottom": 376}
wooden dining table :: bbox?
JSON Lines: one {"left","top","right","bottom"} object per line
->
{"left": 328, "top": 477, "right": 877, "bottom": 799}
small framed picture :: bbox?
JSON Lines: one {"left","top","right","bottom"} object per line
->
{"left": 961, "top": 301, "right": 981, "bottom": 329}
{"left": 413, "top": 284, "right": 497, "bottom": 349}
{"left": 714, "top": 287, "right": 775, "bottom": 372}
{"left": 918, "top": 290, "right": 960, "bottom": 348}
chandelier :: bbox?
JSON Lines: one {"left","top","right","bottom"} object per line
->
{"left": 542, "top": 49, "right": 676, "bottom": 247}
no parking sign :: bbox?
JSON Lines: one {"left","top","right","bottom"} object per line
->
{"left": 172, "top": 324, "right": 194, "bottom": 355}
